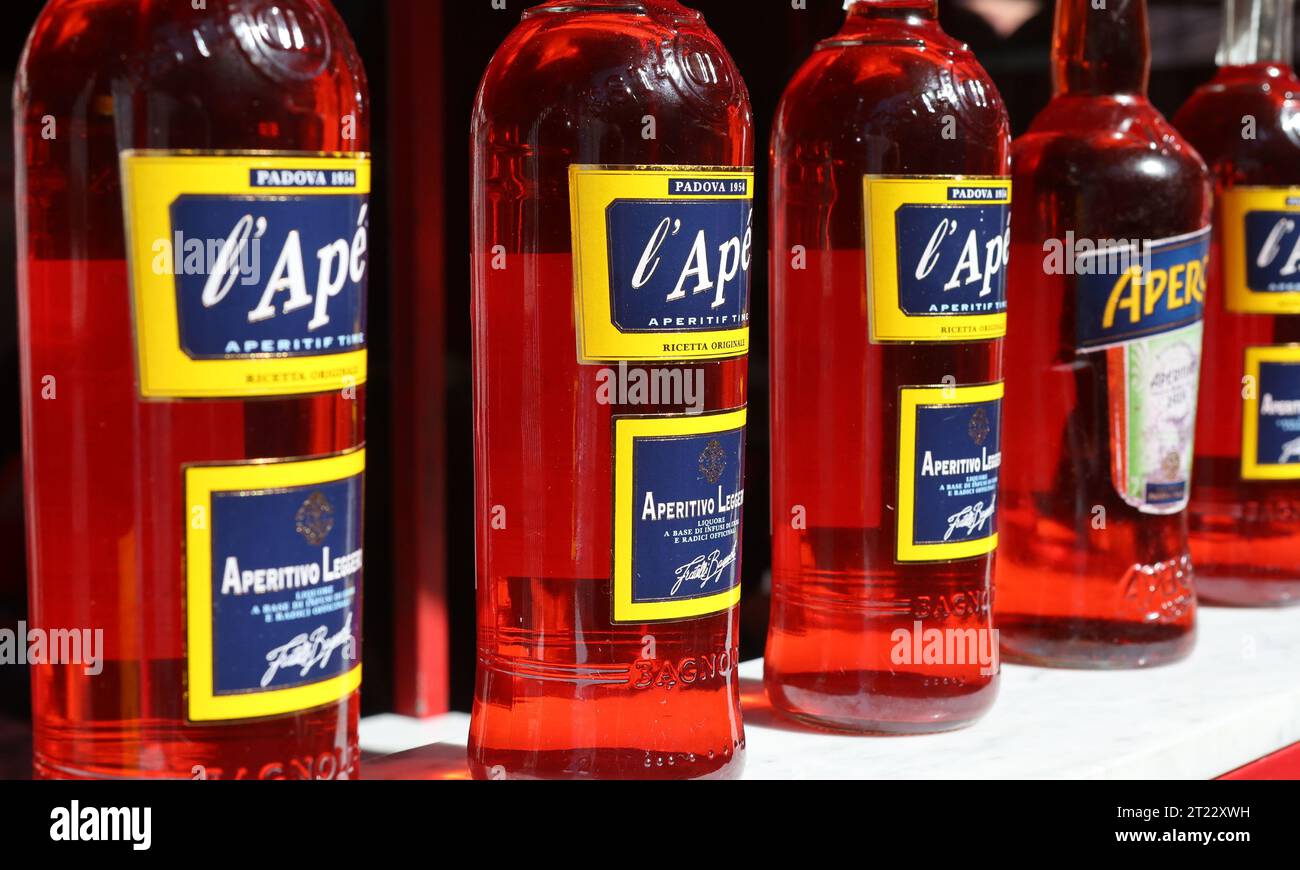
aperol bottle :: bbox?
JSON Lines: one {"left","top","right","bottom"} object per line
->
{"left": 767, "top": 0, "right": 1011, "bottom": 732}
{"left": 16, "top": 0, "right": 369, "bottom": 778}
{"left": 997, "top": 0, "right": 1212, "bottom": 666}
{"left": 1175, "top": 0, "right": 1300, "bottom": 607}
{"left": 470, "top": 0, "right": 752, "bottom": 778}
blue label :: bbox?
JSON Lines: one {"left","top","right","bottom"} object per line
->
{"left": 1256, "top": 360, "right": 1300, "bottom": 466}
{"left": 210, "top": 473, "right": 363, "bottom": 696}
{"left": 604, "top": 199, "right": 752, "bottom": 333}
{"left": 1075, "top": 229, "right": 1209, "bottom": 350}
{"left": 910, "top": 399, "right": 1002, "bottom": 548}
{"left": 630, "top": 427, "right": 744, "bottom": 607}
{"left": 1245, "top": 211, "right": 1300, "bottom": 293}
{"left": 893, "top": 202, "right": 1010, "bottom": 317}
{"left": 1145, "top": 481, "right": 1189, "bottom": 506}
{"left": 170, "top": 194, "right": 369, "bottom": 359}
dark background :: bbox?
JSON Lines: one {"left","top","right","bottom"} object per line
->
{"left": 0, "top": 0, "right": 1240, "bottom": 748}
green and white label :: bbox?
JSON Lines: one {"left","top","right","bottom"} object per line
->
{"left": 1106, "top": 323, "right": 1202, "bottom": 514}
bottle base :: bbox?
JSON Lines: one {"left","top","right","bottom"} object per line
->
{"left": 466, "top": 746, "right": 746, "bottom": 780}
{"left": 763, "top": 669, "right": 997, "bottom": 735}
{"left": 33, "top": 756, "right": 122, "bottom": 781}
{"left": 997, "top": 617, "right": 1195, "bottom": 669}
{"left": 1195, "top": 575, "right": 1300, "bottom": 608}
{"left": 31, "top": 747, "right": 360, "bottom": 781}
{"left": 29, "top": 693, "right": 360, "bottom": 781}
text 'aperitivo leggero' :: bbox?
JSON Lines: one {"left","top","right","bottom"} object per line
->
{"left": 470, "top": 0, "right": 752, "bottom": 778}
{"left": 767, "top": 0, "right": 1011, "bottom": 732}
{"left": 16, "top": 0, "right": 369, "bottom": 778}
{"left": 998, "top": 0, "right": 1212, "bottom": 666}
{"left": 1175, "top": 0, "right": 1300, "bottom": 607}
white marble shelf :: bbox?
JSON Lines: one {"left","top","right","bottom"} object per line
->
{"left": 359, "top": 605, "right": 1300, "bottom": 780}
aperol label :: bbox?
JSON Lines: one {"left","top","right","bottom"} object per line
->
{"left": 1105, "top": 323, "right": 1203, "bottom": 514}
{"left": 1242, "top": 346, "right": 1300, "bottom": 480}
{"left": 1073, "top": 229, "right": 1209, "bottom": 514}
{"left": 184, "top": 450, "right": 364, "bottom": 722}
{"left": 896, "top": 383, "right": 1003, "bottom": 563}
{"left": 121, "top": 151, "right": 370, "bottom": 399}
{"left": 1222, "top": 187, "right": 1300, "bottom": 314}
{"left": 612, "top": 408, "right": 746, "bottom": 623}
{"left": 863, "top": 176, "right": 1010, "bottom": 343}
{"left": 1074, "top": 228, "right": 1209, "bottom": 350}
{"left": 569, "top": 165, "right": 752, "bottom": 363}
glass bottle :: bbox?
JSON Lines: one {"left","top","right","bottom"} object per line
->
{"left": 997, "top": 0, "right": 1212, "bottom": 667}
{"left": 768, "top": 0, "right": 1011, "bottom": 732}
{"left": 1175, "top": 0, "right": 1300, "bottom": 607}
{"left": 15, "top": 0, "right": 369, "bottom": 778}
{"left": 470, "top": 0, "right": 752, "bottom": 778}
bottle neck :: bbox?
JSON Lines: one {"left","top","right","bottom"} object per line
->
{"left": 844, "top": 0, "right": 939, "bottom": 22}
{"left": 1054, "top": 0, "right": 1150, "bottom": 97}
{"left": 526, "top": 0, "right": 686, "bottom": 14}
{"left": 837, "top": 0, "right": 940, "bottom": 42}
{"left": 1218, "top": 0, "right": 1295, "bottom": 67}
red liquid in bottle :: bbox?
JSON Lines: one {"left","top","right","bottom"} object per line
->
{"left": 16, "top": 0, "right": 369, "bottom": 778}
{"left": 997, "top": 0, "right": 1211, "bottom": 666}
{"left": 1174, "top": 0, "right": 1300, "bottom": 607}
{"left": 767, "top": 0, "right": 1010, "bottom": 732}
{"left": 470, "top": 0, "right": 752, "bottom": 778}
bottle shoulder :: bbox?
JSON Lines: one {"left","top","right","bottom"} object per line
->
{"left": 772, "top": 34, "right": 1009, "bottom": 173}
{"left": 17, "top": 0, "right": 368, "bottom": 143}
{"left": 1174, "top": 79, "right": 1300, "bottom": 184}
{"left": 1016, "top": 96, "right": 1207, "bottom": 177}
{"left": 473, "top": 11, "right": 751, "bottom": 137}
{"left": 1013, "top": 97, "right": 1212, "bottom": 238}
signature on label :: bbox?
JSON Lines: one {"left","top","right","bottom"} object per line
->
{"left": 1280, "top": 435, "right": 1300, "bottom": 464}
{"left": 945, "top": 494, "right": 996, "bottom": 541}
{"left": 261, "top": 612, "right": 357, "bottom": 688}
{"left": 671, "top": 548, "right": 736, "bottom": 597}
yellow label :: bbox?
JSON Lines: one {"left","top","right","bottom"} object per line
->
{"left": 864, "top": 176, "right": 1011, "bottom": 343}
{"left": 1242, "top": 345, "right": 1300, "bottom": 480}
{"left": 896, "top": 383, "right": 1004, "bottom": 563}
{"left": 569, "top": 165, "right": 752, "bottom": 363}
{"left": 185, "top": 449, "right": 364, "bottom": 722}
{"left": 1222, "top": 186, "right": 1300, "bottom": 314}
{"left": 612, "top": 408, "right": 746, "bottom": 623}
{"left": 121, "top": 151, "right": 371, "bottom": 399}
